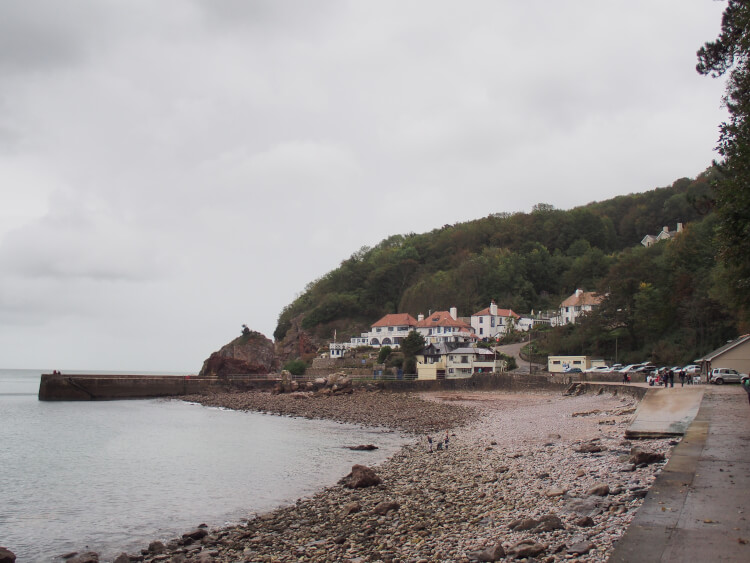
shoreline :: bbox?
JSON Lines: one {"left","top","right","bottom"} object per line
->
{"left": 109, "top": 388, "right": 674, "bottom": 563}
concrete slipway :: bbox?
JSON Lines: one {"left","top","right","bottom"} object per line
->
{"left": 625, "top": 387, "right": 706, "bottom": 439}
{"left": 610, "top": 385, "right": 750, "bottom": 562}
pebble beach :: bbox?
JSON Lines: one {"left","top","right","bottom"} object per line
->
{"left": 113, "top": 388, "right": 674, "bottom": 563}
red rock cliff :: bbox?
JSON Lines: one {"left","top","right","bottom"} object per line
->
{"left": 200, "top": 330, "right": 279, "bottom": 377}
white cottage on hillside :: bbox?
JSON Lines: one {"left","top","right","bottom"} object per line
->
{"left": 329, "top": 312, "right": 418, "bottom": 357}
{"left": 470, "top": 301, "right": 520, "bottom": 338}
{"left": 559, "top": 289, "right": 603, "bottom": 325}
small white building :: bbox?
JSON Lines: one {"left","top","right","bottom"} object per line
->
{"left": 559, "top": 289, "right": 603, "bottom": 325}
{"left": 641, "top": 223, "right": 684, "bottom": 247}
{"left": 470, "top": 301, "right": 520, "bottom": 338}
{"left": 548, "top": 355, "right": 607, "bottom": 373}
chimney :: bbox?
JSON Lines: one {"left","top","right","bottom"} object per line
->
{"left": 677, "top": 222, "right": 683, "bottom": 233}
{"left": 450, "top": 307, "right": 457, "bottom": 320}
{"left": 663, "top": 226, "right": 669, "bottom": 233}
{"left": 490, "top": 300, "right": 498, "bottom": 316}
{"left": 418, "top": 313, "right": 424, "bottom": 322}
{"left": 575, "top": 289, "right": 582, "bottom": 297}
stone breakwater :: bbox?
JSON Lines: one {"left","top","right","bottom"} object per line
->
{"left": 108, "top": 390, "right": 673, "bottom": 563}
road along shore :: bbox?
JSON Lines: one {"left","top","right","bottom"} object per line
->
{"left": 108, "top": 388, "right": 676, "bottom": 563}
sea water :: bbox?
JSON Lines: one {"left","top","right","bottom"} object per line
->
{"left": 0, "top": 369, "right": 409, "bottom": 561}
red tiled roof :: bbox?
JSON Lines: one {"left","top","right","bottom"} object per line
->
{"left": 371, "top": 313, "right": 418, "bottom": 328}
{"left": 472, "top": 307, "right": 520, "bottom": 318}
{"left": 416, "top": 311, "right": 472, "bottom": 330}
{"left": 560, "top": 291, "right": 603, "bottom": 308}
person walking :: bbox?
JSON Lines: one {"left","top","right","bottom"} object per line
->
{"left": 679, "top": 370, "right": 686, "bottom": 387}
{"left": 426, "top": 435, "right": 433, "bottom": 452}
{"left": 444, "top": 431, "right": 450, "bottom": 450}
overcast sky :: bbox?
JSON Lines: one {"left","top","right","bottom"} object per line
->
{"left": 0, "top": 1, "right": 729, "bottom": 372}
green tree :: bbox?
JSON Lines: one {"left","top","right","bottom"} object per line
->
{"left": 400, "top": 330, "right": 425, "bottom": 374}
{"left": 283, "top": 359, "right": 306, "bottom": 376}
{"left": 698, "top": 1, "right": 750, "bottom": 321}
{"left": 377, "top": 345, "right": 392, "bottom": 364}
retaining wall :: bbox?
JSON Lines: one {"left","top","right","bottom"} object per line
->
{"left": 38, "top": 373, "right": 279, "bottom": 401}
{"left": 39, "top": 372, "right": 642, "bottom": 401}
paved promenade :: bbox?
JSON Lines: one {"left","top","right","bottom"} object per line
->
{"left": 610, "top": 385, "right": 750, "bottom": 562}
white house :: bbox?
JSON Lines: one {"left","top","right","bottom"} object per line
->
{"left": 416, "top": 307, "right": 476, "bottom": 345}
{"left": 329, "top": 313, "right": 418, "bottom": 357}
{"left": 559, "top": 289, "right": 603, "bottom": 325}
{"left": 471, "top": 301, "right": 520, "bottom": 338}
{"left": 641, "top": 223, "right": 684, "bottom": 247}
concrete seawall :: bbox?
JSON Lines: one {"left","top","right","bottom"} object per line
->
{"left": 38, "top": 373, "right": 279, "bottom": 401}
{"left": 38, "top": 372, "right": 643, "bottom": 401}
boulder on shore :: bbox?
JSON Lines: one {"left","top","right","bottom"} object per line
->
{"left": 200, "top": 330, "right": 278, "bottom": 376}
{"left": 340, "top": 464, "right": 382, "bottom": 488}
{"left": 0, "top": 547, "right": 16, "bottom": 563}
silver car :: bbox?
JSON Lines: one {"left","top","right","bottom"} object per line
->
{"left": 709, "top": 368, "right": 746, "bottom": 384}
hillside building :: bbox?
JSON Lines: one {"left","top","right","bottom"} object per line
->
{"left": 558, "top": 289, "right": 603, "bottom": 325}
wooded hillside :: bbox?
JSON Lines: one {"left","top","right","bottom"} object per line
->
{"left": 274, "top": 169, "right": 745, "bottom": 366}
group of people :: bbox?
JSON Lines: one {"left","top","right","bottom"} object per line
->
{"left": 646, "top": 368, "right": 693, "bottom": 388}
{"left": 426, "top": 431, "right": 450, "bottom": 452}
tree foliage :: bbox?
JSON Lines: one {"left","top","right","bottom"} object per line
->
{"left": 698, "top": 1, "right": 750, "bottom": 321}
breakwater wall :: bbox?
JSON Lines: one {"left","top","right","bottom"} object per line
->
{"left": 38, "top": 373, "right": 279, "bottom": 401}
{"left": 39, "top": 372, "right": 643, "bottom": 401}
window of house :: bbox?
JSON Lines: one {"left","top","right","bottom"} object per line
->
{"left": 461, "top": 356, "right": 468, "bottom": 364}
{"left": 552, "top": 360, "right": 561, "bottom": 364}
{"left": 479, "top": 317, "right": 483, "bottom": 324}
{"left": 491, "top": 317, "right": 495, "bottom": 327}
{"left": 376, "top": 328, "right": 381, "bottom": 332}
{"left": 479, "top": 328, "right": 483, "bottom": 335}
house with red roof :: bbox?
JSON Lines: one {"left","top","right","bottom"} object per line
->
{"left": 368, "top": 313, "right": 419, "bottom": 347}
{"left": 415, "top": 307, "right": 476, "bottom": 344}
{"left": 329, "top": 312, "right": 419, "bottom": 357}
{"left": 471, "top": 301, "right": 520, "bottom": 338}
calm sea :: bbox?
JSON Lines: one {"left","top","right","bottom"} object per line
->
{"left": 0, "top": 369, "right": 409, "bottom": 561}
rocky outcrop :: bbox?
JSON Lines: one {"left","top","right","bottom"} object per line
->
{"left": 275, "top": 316, "right": 319, "bottom": 365}
{"left": 200, "top": 330, "right": 278, "bottom": 377}
{"left": 0, "top": 547, "right": 16, "bottom": 563}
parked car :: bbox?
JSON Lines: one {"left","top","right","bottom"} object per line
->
{"left": 709, "top": 368, "right": 747, "bottom": 384}
{"left": 683, "top": 364, "right": 701, "bottom": 375}
{"left": 610, "top": 364, "right": 623, "bottom": 371}
{"left": 584, "top": 366, "right": 612, "bottom": 374}
{"left": 633, "top": 364, "right": 658, "bottom": 375}
{"left": 618, "top": 363, "right": 644, "bottom": 374}
{"left": 563, "top": 367, "right": 583, "bottom": 374}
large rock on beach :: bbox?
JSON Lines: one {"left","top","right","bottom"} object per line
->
{"left": 340, "top": 464, "right": 381, "bottom": 488}
{"left": 0, "top": 548, "right": 16, "bottom": 563}
{"left": 200, "top": 330, "right": 278, "bottom": 376}
{"left": 65, "top": 552, "right": 99, "bottom": 563}
{"left": 629, "top": 446, "right": 665, "bottom": 466}
{"left": 468, "top": 542, "right": 505, "bottom": 562}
